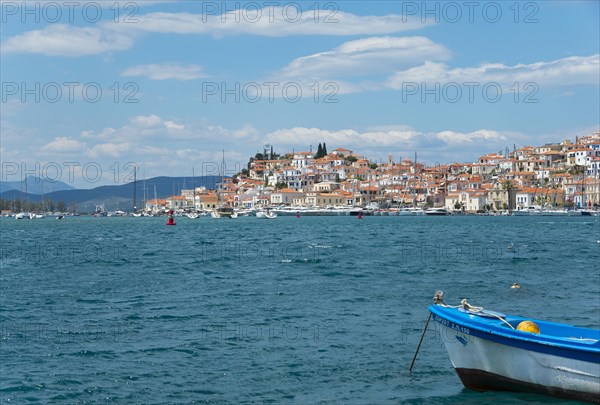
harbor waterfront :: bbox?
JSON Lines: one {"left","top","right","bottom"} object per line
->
{"left": 1, "top": 215, "right": 599, "bottom": 403}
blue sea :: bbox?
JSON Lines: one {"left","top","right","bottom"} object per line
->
{"left": 1, "top": 215, "right": 599, "bottom": 404}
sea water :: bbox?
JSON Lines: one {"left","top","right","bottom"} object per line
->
{"left": 1, "top": 215, "right": 599, "bottom": 404}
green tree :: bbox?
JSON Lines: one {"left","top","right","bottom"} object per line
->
{"left": 502, "top": 180, "right": 514, "bottom": 191}
{"left": 316, "top": 143, "right": 323, "bottom": 158}
{"left": 369, "top": 163, "right": 378, "bottom": 170}
{"left": 347, "top": 156, "right": 358, "bottom": 163}
{"left": 322, "top": 143, "right": 327, "bottom": 156}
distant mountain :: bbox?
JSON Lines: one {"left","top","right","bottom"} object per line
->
{"left": 0, "top": 176, "right": 75, "bottom": 194}
{"left": 0, "top": 176, "right": 219, "bottom": 212}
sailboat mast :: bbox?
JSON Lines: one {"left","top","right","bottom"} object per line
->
{"left": 133, "top": 166, "right": 137, "bottom": 212}
{"left": 192, "top": 167, "right": 196, "bottom": 211}
{"left": 142, "top": 168, "right": 146, "bottom": 212}
{"left": 413, "top": 152, "right": 417, "bottom": 207}
{"left": 582, "top": 161, "right": 586, "bottom": 208}
{"left": 220, "top": 149, "right": 225, "bottom": 206}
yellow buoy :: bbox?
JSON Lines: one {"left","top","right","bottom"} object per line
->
{"left": 517, "top": 320, "right": 540, "bottom": 334}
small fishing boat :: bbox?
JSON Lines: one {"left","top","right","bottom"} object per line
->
{"left": 211, "top": 207, "right": 236, "bottom": 219}
{"left": 429, "top": 293, "right": 600, "bottom": 403}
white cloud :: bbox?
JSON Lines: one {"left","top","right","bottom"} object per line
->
{"left": 266, "top": 46, "right": 598, "bottom": 97}
{"left": 263, "top": 126, "right": 516, "bottom": 165}
{"left": 1, "top": 8, "right": 428, "bottom": 57}
{"left": 129, "top": 9, "right": 428, "bottom": 37}
{"left": 42, "top": 136, "right": 86, "bottom": 152}
{"left": 276, "top": 36, "right": 450, "bottom": 80}
{"left": 264, "top": 126, "right": 508, "bottom": 150}
{"left": 130, "top": 114, "right": 162, "bottom": 128}
{"left": 1, "top": 24, "right": 133, "bottom": 57}
{"left": 436, "top": 129, "right": 507, "bottom": 144}
{"left": 87, "top": 142, "right": 131, "bottom": 158}
{"left": 388, "top": 55, "right": 600, "bottom": 88}
{"left": 80, "top": 127, "right": 117, "bottom": 140}
{"left": 164, "top": 120, "right": 185, "bottom": 131}
{"left": 122, "top": 63, "right": 205, "bottom": 80}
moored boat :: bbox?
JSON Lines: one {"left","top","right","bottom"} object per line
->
{"left": 212, "top": 207, "right": 236, "bottom": 219}
{"left": 429, "top": 295, "right": 600, "bottom": 403}
{"left": 256, "top": 209, "right": 277, "bottom": 219}
{"left": 424, "top": 208, "right": 450, "bottom": 216}
{"left": 399, "top": 207, "right": 425, "bottom": 216}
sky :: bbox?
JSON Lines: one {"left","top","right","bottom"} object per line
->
{"left": 1, "top": 0, "right": 599, "bottom": 188}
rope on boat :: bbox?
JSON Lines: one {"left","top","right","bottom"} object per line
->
{"left": 461, "top": 298, "right": 515, "bottom": 329}
{"left": 433, "top": 292, "right": 515, "bottom": 330}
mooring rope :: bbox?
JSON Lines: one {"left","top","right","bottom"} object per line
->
{"left": 433, "top": 292, "right": 515, "bottom": 330}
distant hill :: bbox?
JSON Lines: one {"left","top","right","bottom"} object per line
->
{"left": 0, "top": 176, "right": 75, "bottom": 194}
{"left": 0, "top": 176, "right": 219, "bottom": 212}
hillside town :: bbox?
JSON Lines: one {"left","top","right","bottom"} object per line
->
{"left": 146, "top": 132, "right": 600, "bottom": 215}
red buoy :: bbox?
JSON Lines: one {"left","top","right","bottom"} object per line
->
{"left": 357, "top": 212, "right": 362, "bottom": 219}
{"left": 166, "top": 209, "right": 176, "bottom": 226}
{"left": 296, "top": 212, "right": 300, "bottom": 218}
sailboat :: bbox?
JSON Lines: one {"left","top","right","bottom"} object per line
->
{"left": 399, "top": 153, "right": 425, "bottom": 216}
{"left": 578, "top": 166, "right": 593, "bottom": 216}
{"left": 212, "top": 150, "right": 237, "bottom": 219}
{"left": 187, "top": 168, "right": 201, "bottom": 219}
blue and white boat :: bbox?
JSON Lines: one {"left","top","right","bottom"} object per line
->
{"left": 430, "top": 298, "right": 600, "bottom": 403}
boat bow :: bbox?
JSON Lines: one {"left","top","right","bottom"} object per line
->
{"left": 429, "top": 299, "right": 600, "bottom": 403}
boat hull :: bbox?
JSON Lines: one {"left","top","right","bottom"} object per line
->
{"left": 456, "top": 367, "right": 599, "bottom": 403}
{"left": 430, "top": 306, "right": 600, "bottom": 403}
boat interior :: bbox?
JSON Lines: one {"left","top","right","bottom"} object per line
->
{"left": 499, "top": 316, "right": 600, "bottom": 345}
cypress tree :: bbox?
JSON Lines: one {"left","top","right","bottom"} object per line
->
{"left": 316, "top": 143, "right": 323, "bottom": 158}
{"left": 322, "top": 143, "right": 328, "bottom": 156}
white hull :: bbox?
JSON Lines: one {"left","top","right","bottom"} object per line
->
{"left": 398, "top": 208, "right": 425, "bottom": 216}
{"left": 272, "top": 208, "right": 352, "bottom": 216}
{"left": 437, "top": 323, "right": 600, "bottom": 399}
{"left": 256, "top": 211, "right": 277, "bottom": 219}
{"left": 424, "top": 208, "right": 450, "bottom": 216}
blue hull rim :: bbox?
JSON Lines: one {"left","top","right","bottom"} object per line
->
{"left": 429, "top": 306, "right": 600, "bottom": 363}
{"left": 456, "top": 368, "right": 600, "bottom": 404}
